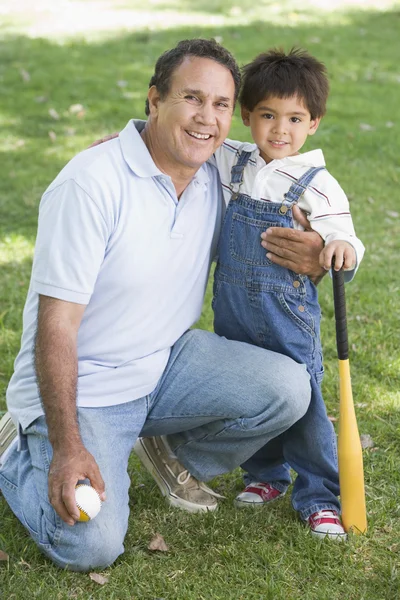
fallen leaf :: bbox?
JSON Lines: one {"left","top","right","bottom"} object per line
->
{"left": 367, "top": 197, "right": 375, "bottom": 204}
{"left": 328, "top": 415, "right": 338, "bottom": 422}
{"left": 20, "top": 69, "right": 30, "bottom": 82}
{"left": 69, "top": 103, "right": 84, "bottom": 114}
{"left": 0, "top": 550, "right": 9, "bottom": 561}
{"left": 48, "top": 108, "right": 60, "bottom": 120}
{"left": 48, "top": 131, "right": 57, "bottom": 142}
{"left": 89, "top": 572, "right": 109, "bottom": 585}
{"left": 386, "top": 210, "right": 399, "bottom": 218}
{"left": 64, "top": 127, "right": 76, "bottom": 136}
{"left": 14, "top": 139, "right": 25, "bottom": 149}
{"left": 360, "top": 434, "right": 374, "bottom": 449}
{"left": 76, "top": 109, "right": 86, "bottom": 119}
{"left": 355, "top": 403, "right": 368, "bottom": 408}
{"left": 308, "top": 37, "right": 321, "bottom": 43}
{"left": 148, "top": 533, "right": 169, "bottom": 552}
{"left": 35, "top": 95, "right": 47, "bottom": 103}
{"left": 359, "top": 123, "right": 374, "bottom": 131}
{"left": 386, "top": 121, "right": 394, "bottom": 128}
{"left": 117, "top": 80, "right": 128, "bottom": 88}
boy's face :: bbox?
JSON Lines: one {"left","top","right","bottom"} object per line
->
{"left": 241, "top": 95, "right": 321, "bottom": 164}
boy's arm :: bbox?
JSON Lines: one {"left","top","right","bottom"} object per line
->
{"left": 298, "top": 173, "right": 365, "bottom": 282}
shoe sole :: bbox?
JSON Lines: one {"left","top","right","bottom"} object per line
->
{"left": 134, "top": 438, "right": 218, "bottom": 514}
{"left": 234, "top": 493, "right": 285, "bottom": 509}
{"left": 310, "top": 529, "right": 347, "bottom": 541}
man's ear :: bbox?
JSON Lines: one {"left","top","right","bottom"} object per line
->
{"left": 308, "top": 116, "right": 321, "bottom": 136}
{"left": 241, "top": 106, "right": 251, "bottom": 127}
{"left": 147, "top": 86, "right": 161, "bottom": 116}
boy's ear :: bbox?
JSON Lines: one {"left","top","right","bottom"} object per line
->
{"left": 308, "top": 117, "right": 321, "bottom": 136}
{"left": 147, "top": 86, "right": 161, "bottom": 116}
{"left": 241, "top": 106, "right": 251, "bottom": 126}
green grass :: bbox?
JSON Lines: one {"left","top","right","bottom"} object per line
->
{"left": 1, "top": 1, "right": 400, "bottom": 598}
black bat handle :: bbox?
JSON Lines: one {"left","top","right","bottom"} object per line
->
{"left": 332, "top": 267, "right": 349, "bottom": 360}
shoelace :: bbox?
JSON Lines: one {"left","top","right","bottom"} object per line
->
{"left": 163, "top": 461, "right": 225, "bottom": 497}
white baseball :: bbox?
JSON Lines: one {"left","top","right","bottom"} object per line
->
{"left": 75, "top": 484, "right": 102, "bottom": 521}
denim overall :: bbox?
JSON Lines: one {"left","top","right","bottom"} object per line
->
{"left": 213, "top": 150, "right": 340, "bottom": 519}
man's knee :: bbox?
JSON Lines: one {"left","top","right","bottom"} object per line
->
{"left": 47, "top": 522, "right": 125, "bottom": 572}
{"left": 278, "top": 362, "right": 311, "bottom": 427}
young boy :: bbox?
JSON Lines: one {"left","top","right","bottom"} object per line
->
{"left": 212, "top": 48, "right": 365, "bottom": 539}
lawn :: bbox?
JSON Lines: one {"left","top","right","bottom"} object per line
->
{"left": 0, "top": 1, "right": 399, "bottom": 598}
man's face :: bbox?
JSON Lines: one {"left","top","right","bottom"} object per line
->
{"left": 148, "top": 56, "right": 235, "bottom": 172}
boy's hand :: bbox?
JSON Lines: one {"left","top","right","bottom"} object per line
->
{"left": 319, "top": 240, "right": 356, "bottom": 271}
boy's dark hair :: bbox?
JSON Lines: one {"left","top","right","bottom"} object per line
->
{"left": 239, "top": 48, "right": 329, "bottom": 119}
{"left": 145, "top": 38, "right": 241, "bottom": 115}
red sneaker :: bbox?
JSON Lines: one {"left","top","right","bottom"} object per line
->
{"left": 307, "top": 510, "right": 347, "bottom": 540}
{"left": 234, "top": 482, "right": 284, "bottom": 508}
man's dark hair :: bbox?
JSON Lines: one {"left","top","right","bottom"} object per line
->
{"left": 145, "top": 38, "right": 241, "bottom": 115}
{"left": 239, "top": 48, "right": 329, "bottom": 119}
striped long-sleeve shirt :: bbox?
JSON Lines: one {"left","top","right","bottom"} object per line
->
{"left": 211, "top": 139, "right": 365, "bottom": 274}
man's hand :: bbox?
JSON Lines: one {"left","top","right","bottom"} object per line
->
{"left": 88, "top": 133, "right": 119, "bottom": 148}
{"left": 49, "top": 445, "right": 106, "bottom": 525}
{"left": 320, "top": 240, "right": 356, "bottom": 272}
{"left": 261, "top": 205, "right": 325, "bottom": 284}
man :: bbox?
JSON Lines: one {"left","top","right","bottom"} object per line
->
{"left": 0, "top": 39, "right": 323, "bottom": 572}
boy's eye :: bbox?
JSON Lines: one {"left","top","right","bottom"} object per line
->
{"left": 290, "top": 117, "right": 301, "bottom": 123}
{"left": 262, "top": 113, "right": 274, "bottom": 119}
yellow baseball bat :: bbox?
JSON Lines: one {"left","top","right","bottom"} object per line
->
{"left": 332, "top": 267, "right": 367, "bottom": 534}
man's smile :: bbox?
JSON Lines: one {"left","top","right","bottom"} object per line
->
{"left": 186, "top": 130, "right": 212, "bottom": 140}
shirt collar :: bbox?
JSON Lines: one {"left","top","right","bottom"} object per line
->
{"left": 119, "top": 119, "right": 210, "bottom": 186}
{"left": 251, "top": 146, "right": 326, "bottom": 169}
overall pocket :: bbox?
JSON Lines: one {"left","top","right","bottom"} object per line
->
{"left": 230, "top": 213, "right": 283, "bottom": 266}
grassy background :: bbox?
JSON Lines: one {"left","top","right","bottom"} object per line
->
{"left": 1, "top": 1, "right": 399, "bottom": 598}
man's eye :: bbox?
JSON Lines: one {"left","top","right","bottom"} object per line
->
{"left": 217, "top": 102, "right": 229, "bottom": 109}
{"left": 185, "top": 95, "right": 199, "bottom": 102}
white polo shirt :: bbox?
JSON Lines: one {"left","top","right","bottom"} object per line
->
{"left": 7, "top": 120, "right": 224, "bottom": 430}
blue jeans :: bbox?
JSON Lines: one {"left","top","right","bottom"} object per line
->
{"left": 213, "top": 179, "right": 340, "bottom": 520}
{"left": 0, "top": 329, "right": 310, "bottom": 571}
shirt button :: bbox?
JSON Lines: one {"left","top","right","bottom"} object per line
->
{"left": 293, "top": 280, "right": 301, "bottom": 288}
{"left": 298, "top": 305, "right": 305, "bottom": 312}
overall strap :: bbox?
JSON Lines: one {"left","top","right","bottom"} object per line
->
{"left": 279, "top": 166, "right": 326, "bottom": 215}
{"left": 230, "top": 150, "right": 252, "bottom": 199}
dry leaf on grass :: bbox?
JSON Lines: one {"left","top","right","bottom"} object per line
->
{"left": 48, "top": 108, "right": 60, "bottom": 120}
{"left": 0, "top": 550, "right": 9, "bottom": 561}
{"left": 48, "top": 131, "right": 57, "bottom": 142}
{"left": 360, "top": 434, "right": 374, "bottom": 449}
{"left": 20, "top": 69, "right": 30, "bottom": 82}
{"left": 328, "top": 415, "right": 338, "bottom": 422}
{"left": 89, "top": 572, "right": 109, "bottom": 585}
{"left": 148, "top": 533, "right": 169, "bottom": 552}
{"left": 359, "top": 123, "right": 374, "bottom": 131}
{"left": 69, "top": 103, "right": 84, "bottom": 114}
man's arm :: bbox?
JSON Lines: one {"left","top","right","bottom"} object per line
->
{"left": 261, "top": 205, "right": 326, "bottom": 284}
{"left": 35, "top": 295, "right": 105, "bottom": 525}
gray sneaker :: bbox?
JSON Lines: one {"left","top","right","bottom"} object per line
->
{"left": 0, "top": 412, "right": 17, "bottom": 467}
{"left": 134, "top": 436, "right": 223, "bottom": 513}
